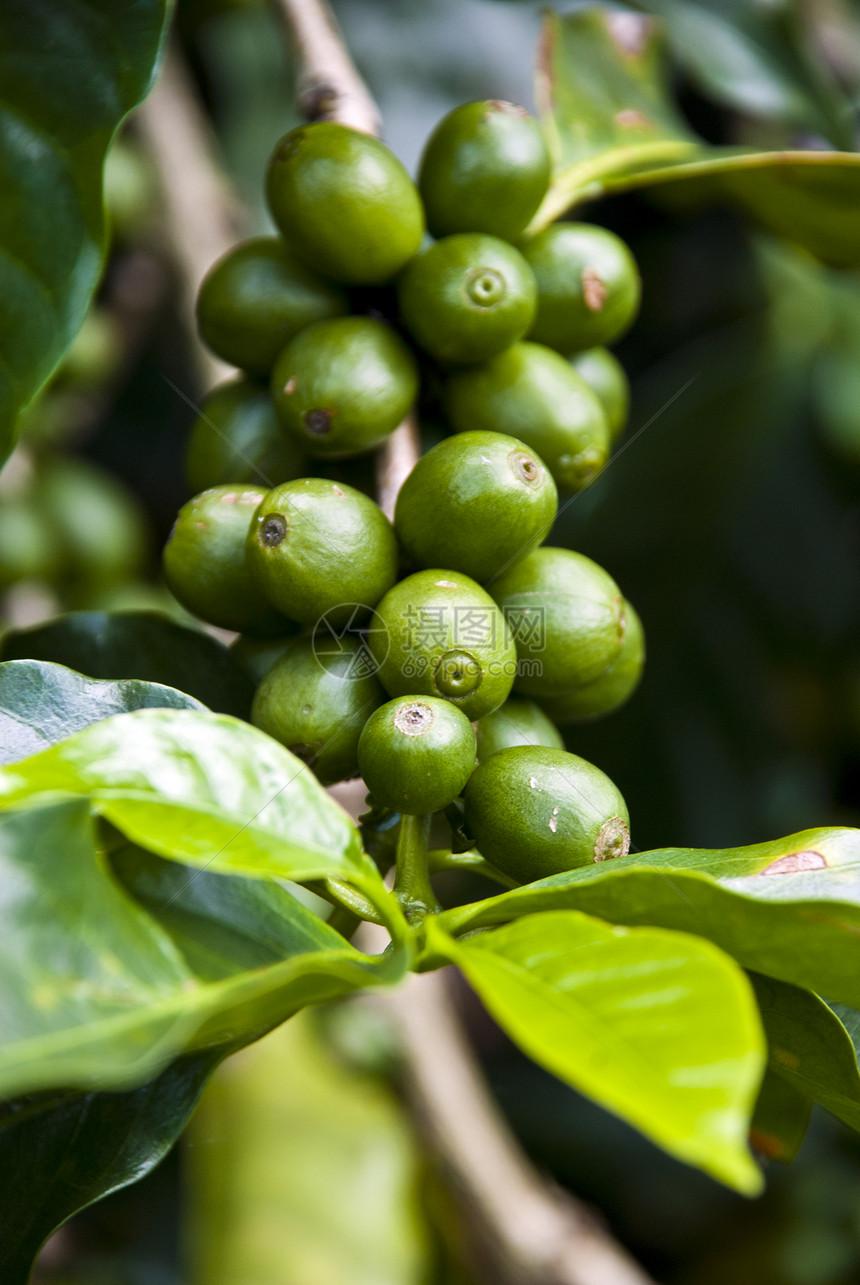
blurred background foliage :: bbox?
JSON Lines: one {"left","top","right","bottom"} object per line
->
{"left": 14, "top": 0, "right": 860, "bottom": 1281}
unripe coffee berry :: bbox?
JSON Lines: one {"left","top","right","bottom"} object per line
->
{"left": 397, "top": 234, "right": 536, "bottom": 365}
{"left": 569, "top": 347, "right": 630, "bottom": 443}
{"left": 394, "top": 431, "right": 557, "bottom": 583}
{"left": 271, "top": 317, "right": 418, "bottom": 459}
{"left": 266, "top": 123, "right": 424, "bottom": 284}
{"left": 358, "top": 696, "right": 477, "bottom": 814}
{"left": 369, "top": 569, "right": 517, "bottom": 721}
{"left": 445, "top": 342, "right": 610, "bottom": 492}
{"left": 419, "top": 100, "right": 550, "bottom": 241}
{"left": 475, "top": 697, "right": 564, "bottom": 763}
{"left": 543, "top": 600, "right": 645, "bottom": 723}
{"left": 246, "top": 478, "right": 398, "bottom": 626}
{"left": 489, "top": 546, "right": 626, "bottom": 697}
{"left": 522, "top": 224, "right": 641, "bottom": 352}
{"left": 196, "top": 237, "right": 346, "bottom": 376}
{"left": 185, "top": 378, "right": 306, "bottom": 495}
{"left": 163, "top": 486, "right": 291, "bottom": 635}
{"left": 463, "top": 745, "right": 630, "bottom": 881}
{"left": 252, "top": 634, "right": 385, "bottom": 786}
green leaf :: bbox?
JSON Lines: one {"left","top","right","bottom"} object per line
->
{"left": 186, "top": 1014, "right": 427, "bottom": 1285}
{"left": 428, "top": 912, "right": 765, "bottom": 1192}
{"left": 0, "top": 658, "right": 203, "bottom": 765}
{"left": 631, "top": 0, "right": 854, "bottom": 149}
{"left": 0, "top": 1050, "right": 221, "bottom": 1285}
{"left": 0, "top": 0, "right": 171, "bottom": 462}
{"left": 440, "top": 827, "right": 860, "bottom": 1009}
{"left": 533, "top": 7, "right": 860, "bottom": 266}
{"left": 0, "top": 829, "right": 405, "bottom": 1280}
{"left": 0, "top": 706, "right": 376, "bottom": 889}
{"left": 0, "top": 796, "right": 403, "bottom": 1099}
{"left": 0, "top": 611, "right": 255, "bottom": 719}
{"left": 749, "top": 1067, "right": 812, "bottom": 1164}
{"left": 751, "top": 974, "right": 860, "bottom": 1136}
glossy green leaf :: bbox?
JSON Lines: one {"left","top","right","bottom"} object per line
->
{"left": 0, "top": 706, "right": 380, "bottom": 890}
{"left": 187, "top": 1014, "right": 427, "bottom": 1285}
{"left": 428, "top": 912, "right": 765, "bottom": 1193}
{"left": 0, "top": 611, "right": 255, "bottom": 719}
{"left": 0, "top": 659, "right": 203, "bottom": 766}
{"left": 0, "top": 1050, "right": 221, "bottom": 1285}
{"left": 749, "top": 1067, "right": 812, "bottom": 1164}
{"left": 0, "top": 796, "right": 403, "bottom": 1099}
{"left": 440, "top": 827, "right": 860, "bottom": 1009}
{"left": 0, "top": 0, "right": 171, "bottom": 462}
{"left": 632, "top": 0, "right": 854, "bottom": 148}
{"left": 751, "top": 974, "right": 860, "bottom": 1136}
{"left": 533, "top": 7, "right": 860, "bottom": 266}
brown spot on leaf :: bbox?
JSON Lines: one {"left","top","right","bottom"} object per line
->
{"left": 749, "top": 1129, "right": 787, "bottom": 1160}
{"left": 762, "top": 851, "right": 827, "bottom": 875}
{"left": 773, "top": 1047, "right": 800, "bottom": 1069}
{"left": 582, "top": 268, "right": 607, "bottom": 313}
{"left": 615, "top": 109, "right": 650, "bottom": 128}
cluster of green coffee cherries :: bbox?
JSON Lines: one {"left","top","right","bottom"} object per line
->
{"left": 165, "top": 101, "right": 644, "bottom": 882}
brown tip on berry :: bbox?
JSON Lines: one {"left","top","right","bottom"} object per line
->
{"left": 594, "top": 816, "right": 630, "bottom": 862}
{"left": 304, "top": 408, "right": 333, "bottom": 436}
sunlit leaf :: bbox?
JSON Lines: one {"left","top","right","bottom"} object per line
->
{"left": 534, "top": 7, "right": 860, "bottom": 266}
{"left": 0, "top": 797, "right": 403, "bottom": 1100}
{"left": 440, "top": 827, "right": 860, "bottom": 1008}
{"left": 0, "top": 659, "right": 202, "bottom": 766}
{"left": 428, "top": 912, "right": 765, "bottom": 1193}
{"left": 0, "top": 707, "right": 372, "bottom": 887}
{"left": 0, "top": 611, "right": 255, "bottom": 719}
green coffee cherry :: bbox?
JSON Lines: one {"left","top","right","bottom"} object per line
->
{"left": 394, "top": 431, "right": 557, "bottom": 583}
{"left": 34, "top": 457, "right": 147, "bottom": 599}
{"left": 358, "top": 696, "right": 477, "bottom": 814}
{"left": 0, "top": 496, "right": 61, "bottom": 589}
{"left": 490, "top": 546, "right": 625, "bottom": 698}
{"left": 463, "top": 745, "right": 630, "bottom": 880}
{"left": 186, "top": 378, "right": 306, "bottom": 494}
{"left": 522, "top": 224, "right": 641, "bottom": 352}
{"left": 369, "top": 569, "right": 517, "bottom": 720}
{"left": 418, "top": 100, "right": 550, "bottom": 241}
{"left": 252, "top": 635, "right": 385, "bottom": 786}
{"left": 246, "top": 478, "right": 398, "bottom": 626}
{"left": 445, "top": 343, "right": 610, "bottom": 492}
{"left": 196, "top": 237, "right": 346, "bottom": 376}
{"left": 266, "top": 123, "right": 424, "bottom": 285}
{"left": 229, "top": 631, "right": 299, "bottom": 685}
{"left": 271, "top": 317, "right": 419, "bottom": 459}
{"left": 163, "top": 486, "right": 290, "bottom": 635}
{"left": 545, "top": 600, "right": 644, "bottom": 724}
{"left": 397, "top": 234, "right": 536, "bottom": 365}
{"left": 569, "top": 347, "right": 629, "bottom": 444}
{"left": 475, "top": 697, "right": 564, "bottom": 763}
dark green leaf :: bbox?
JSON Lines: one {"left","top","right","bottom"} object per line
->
{"left": 749, "top": 1067, "right": 812, "bottom": 1164}
{"left": 534, "top": 7, "right": 860, "bottom": 265}
{"left": 751, "top": 974, "right": 860, "bottom": 1135}
{"left": 0, "top": 0, "right": 171, "bottom": 462}
{"left": 0, "top": 707, "right": 384, "bottom": 891}
{"left": 439, "top": 827, "right": 860, "bottom": 1008}
{"left": 632, "top": 0, "right": 854, "bottom": 148}
{"left": 428, "top": 912, "right": 764, "bottom": 1192}
{"left": 0, "top": 658, "right": 203, "bottom": 765}
{"left": 0, "top": 611, "right": 255, "bottom": 719}
{"left": 0, "top": 796, "right": 403, "bottom": 1099}
{"left": 0, "top": 1050, "right": 220, "bottom": 1285}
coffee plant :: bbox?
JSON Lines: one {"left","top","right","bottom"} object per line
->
{"left": 3, "top": 1, "right": 860, "bottom": 1281}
